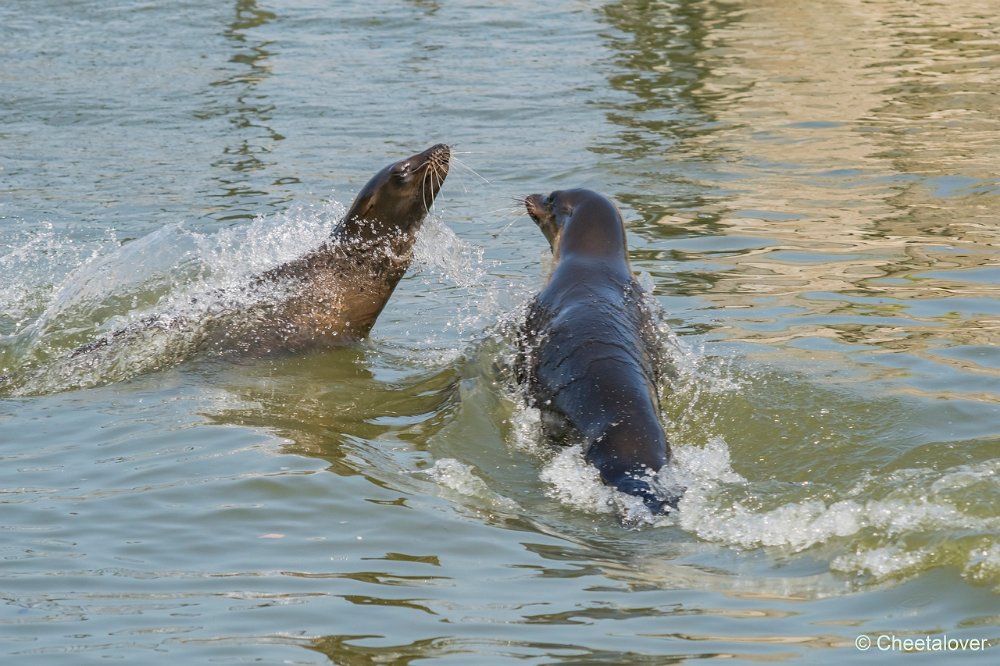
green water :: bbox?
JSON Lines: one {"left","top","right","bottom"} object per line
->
{"left": 2, "top": 0, "right": 998, "bottom": 663}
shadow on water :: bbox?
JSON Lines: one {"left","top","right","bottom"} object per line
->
{"left": 202, "top": 346, "right": 463, "bottom": 491}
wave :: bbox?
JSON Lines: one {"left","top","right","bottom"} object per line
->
{"left": 426, "top": 295, "right": 1000, "bottom": 590}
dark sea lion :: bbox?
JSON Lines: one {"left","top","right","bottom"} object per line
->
{"left": 74, "top": 143, "right": 451, "bottom": 356}
{"left": 520, "top": 188, "right": 678, "bottom": 513}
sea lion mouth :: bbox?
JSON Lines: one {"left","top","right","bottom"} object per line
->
{"left": 524, "top": 193, "right": 546, "bottom": 221}
{"left": 415, "top": 143, "right": 450, "bottom": 214}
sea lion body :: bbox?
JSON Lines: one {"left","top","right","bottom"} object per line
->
{"left": 521, "top": 188, "right": 676, "bottom": 512}
{"left": 245, "top": 142, "right": 451, "bottom": 350}
{"left": 75, "top": 144, "right": 450, "bottom": 356}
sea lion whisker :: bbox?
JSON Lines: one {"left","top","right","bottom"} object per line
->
{"left": 443, "top": 159, "right": 475, "bottom": 194}
{"left": 481, "top": 204, "right": 522, "bottom": 216}
{"left": 420, "top": 168, "right": 433, "bottom": 215}
{"left": 424, "top": 161, "right": 442, "bottom": 215}
{"left": 425, "top": 160, "right": 445, "bottom": 203}
{"left": 420, "top": 167, "right": 428, "bottom": 207}
{"left": 430, "top": 165, "right": 444, "bottom": 206}
{"left": 488, "top": 205, "right": 529, "bottom": 238}
{"left": 490, "top": 216, "right": 523, "bottom": 239}
{"left": 450, "top": 155, "right": 491, "bottom": 185}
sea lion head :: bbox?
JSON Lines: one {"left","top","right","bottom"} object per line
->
{"left": 341, "top": 143, "right": 450, "bottom": 246}
{"left": 525, "top": 188, "right": 628, "bottom": 261}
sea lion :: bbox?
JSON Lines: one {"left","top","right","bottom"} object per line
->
{"left": 75, "top": 143, "right": 451, "bottom": 356}
{"left": 245, "top": 142, "right": 451, "bottom": 350}
{"left": 520, "top": 188, "right": 677, "bottom": 513}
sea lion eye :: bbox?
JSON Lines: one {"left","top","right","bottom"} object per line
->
{"left": 393, "top": 162, "right": 410, "bottom": 179}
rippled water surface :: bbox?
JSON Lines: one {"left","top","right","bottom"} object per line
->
{"left": 2, "top": 0, "right": 998, "bottom": 663}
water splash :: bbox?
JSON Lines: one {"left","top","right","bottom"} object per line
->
{"left": 0, "top": 221, "right": 115, "bottom": 338}
{"left": 399, "top": 215, "right": 531, "bottom": 365}
{"left": 412, "top": 216, "right": 490, "bottom": 290}
{"left": 492, "top": 297, "right": 1000, "bottom": 588}
{"left": 427, "top": 458, "right": 490, "bottom": 496}
{"left": 426, "top": 458, "right": 521, "bottom": 513}
{"left": 2, "top": 202, "right": 342, "bottom": 395}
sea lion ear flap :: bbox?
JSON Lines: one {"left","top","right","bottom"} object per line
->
{"left": 332, "top": 191, "right": 378, "bottom": 243}
{"left": 342, "top": 187, "right": 380, "bottom": 229}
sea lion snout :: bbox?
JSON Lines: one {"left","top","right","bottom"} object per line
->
{"left": 425, "top": 143, "right": 450, "bottom": 160}
{"left": 525, "top": 193, "right": 561, "bottom": 250}
{"left": 418, "top": 143, "right": 451, "bottom": 174}
{"left": 389, "top": 144, "right": 449, "bottom": 188}
{"left": 524, "top": 193, "right": 546, "bottom": 219}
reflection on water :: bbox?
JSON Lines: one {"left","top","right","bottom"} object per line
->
{"left": 205, "top": 349, "right": 461, "bottom": 488}
{"left": 195, "top": 0, "right": 291, "bottom": 222}
{"left": 600, "top": 0, "right": 1000, "bottom": 375}
{"left": 585, "top": 0, "right": 1000, "bottom": 594}
{"left": 597, "top": 1, "right": 735, "bottom": 224}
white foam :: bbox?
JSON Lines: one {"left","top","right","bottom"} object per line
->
{"left": 427, "top": 458, "right": 491, "bottom": 496}
{"left": 677, "top": 458, "right": 1000, "bottom": 558}
{"left": 538, "top": 444, "right": 617, "bottom": 514}
{"left": 507, "top": 402, "right": 544, "bottom": 455}
{"left": 669, "top": 436, "right": 746, "bottom": 487}
{"left": 426, "top": 458, "right": 520, "bottom": 512}
{"left": 538, "top": 444, "right": 678, "bottom": 526}
{"left": 5, "top": 201, "right": 346, "bottom": 394}
{"left": 962, "top": 543, "right": 1000, "bottom": 585}
{"left": 831, "top": 546, "right": 931, "bottom": 579}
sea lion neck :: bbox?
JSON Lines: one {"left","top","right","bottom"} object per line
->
{"left": 555, "top": 190, "right": 629, "bottom": 263}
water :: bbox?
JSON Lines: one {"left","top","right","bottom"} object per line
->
{"left": 2, "top": 0, "right": 998, "bottom": 662}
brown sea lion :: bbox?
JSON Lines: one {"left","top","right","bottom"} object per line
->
{"left": 245, "top": 142, "right": 451, "bottom": 350}
{"left": 520, "top": 188, "right": 678, "bottom": 513}
{"left": 75, "top": 143, "right": 451, "bottom": 356}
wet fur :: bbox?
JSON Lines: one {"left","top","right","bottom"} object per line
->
{"left": 74, "top": 144, "right": 450, "bottom": 357}
{"left": 520, "top": 188, "right": 677, "bottom": 512}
